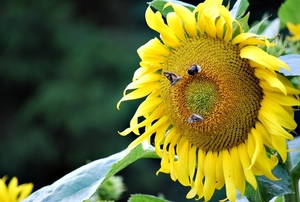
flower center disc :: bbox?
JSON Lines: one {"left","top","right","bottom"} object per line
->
{"left": 161, "top": 36, "right": 263, "bottom": 151}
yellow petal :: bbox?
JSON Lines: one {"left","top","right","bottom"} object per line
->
{"left": 145, "top": 7, "right": 179, "bottom": 47}
{"left": 120, "top": 102, "right": 165, "bottom": 136}
{"left": 264, "top": 91, "right": 300, "bottom": 106}
{"left": 186, "top": 187, "right": 197, "bottom": 199}
{"left": 166, "top": 12, "right": 186, "bottom": 41}
{"left": 131, "top": 98, "right": 162, "bottom": 125}
{"left": 204, "top": 13, "right": 217, "bottom": 38}
{"left": 219, "top": 5, "right": 233, "bottom": 42}
{"left": 169, "top": 132, "right": 180, "bottom": 181}
{"left": 277, "top": 73, "right": 300, "bottom": 94}
{"left": 8, "top": 177, "right": 18, "bottom": 201}
{"left": 287, "top": 23, "right": 300, "bottom": 35}
{"left": 117, "top": 82, "right": 159, "bottom": 109}
{"left": 222, "top": 149, "right": 236, "bottom": 202}
{"left": 188, "top": 146, "right": 197, "bottom": 183}
{"left": 272, "top": 135, "right": 287, "bottom": 162}
{"left": 137, "top": 38, "right": 169, "bottom": 59}
{"left": 133, "top": 66, "right": 161, "bottom": 81}
{"left": 239, "top": 38, "right": 271, "bottom": 49}
{"left": 188, "top": 149, "right": 205, "bottom": 199}
{"left": 261, "top": 97, "right": 297, "bottom": 131}
{"left": 194, "top": 3, "right": 205, "bottom": 34}
{"left": 127, "top": 115, "right": 169, "bottom": 149}
{"left": 125, "top": 74, "right": 161, "bottom": 92}
{"left": 254, "top": 68, "right": 287, "bottom": 95}
{"left": 255, "top": 122, "right": 273, "bottom": 149}
{"left": 195, "top": 0, "right": 221, "bottom": 36}
{"left": 230, "top": 147, "right": 245, "bottom": 195}
{"left": 158, "top": 127, "right": 180, "bottom": 180}
{"left": 203, "top": 151, "right": 217, "bottom": 201}
{"left": 158, "top": 152, "right": 170, "bottom": 174}
{"left": 259, "top": 113, "right": 294, "bottom": 140}
{"left": 137, "top": 89, "right": 161, "bottom": 112}
{"left": 251, "top": 149, "right": 278, "bottom": 180}
{"left": 287, "top": 23, "right": 300, "bottom": 41}
{"left": 119, "top": 108, "right": 155, "bottom": 136}
{"left": 202, "top": 0, "right": 222, "bottom": 7}
{"left": 154, "top": 122, "right": 170, "bottom": 156}
{"left": 249, "top": 128, "right": 264, "bottom": 168}
{"left": 215, "top": 151, "right": 225, "bottom": 190}
{"left": 216, "top": 17, "right": 226, "bottom": 39}
{"left": 240, "top": 46, "right": 290, "bottom": 71}
{"left": 260, "top": 80, "right": 300, "bottom": 95}
{"left": 232, "top": 33, "right": 259, "bottom": 44}
{"left": 287, "top": 35, "right": 300, "bottom": 41}
{"left": 132, "top": 67, "right": 148, "bottom": 81}
{"left": 165, "top": 3, "right": 197, "bottom": 38}
{"left": 0, "top": 177, "right": 9, "bottom": 202}
{"left": 238, "top": 144, "right": 257, "bottom": 189}
{"left": 232, "top": 33, "right": 271, "bottom": 49}
{"left": 17, "top": 183, "right": 33, "bottom": 201}
{"left": 162, "top": 126, "right": 177, "bottom": 146}
{"left": 177, "top": 138, "right": 191, "bottom": 186}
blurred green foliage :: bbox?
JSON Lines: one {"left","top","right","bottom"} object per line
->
{"left": 0, "top": 0, "right": 288, "bottom": 201}
{"left": 0, "top": 0, "right": 193, "bottom": 201}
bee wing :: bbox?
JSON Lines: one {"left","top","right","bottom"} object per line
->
{"left": 188, "top": 113, "right": 204, "bottom": 123}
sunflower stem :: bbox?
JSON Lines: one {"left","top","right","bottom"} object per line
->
{"left": 284, "top": 147, "right": 299, "bottom": 202}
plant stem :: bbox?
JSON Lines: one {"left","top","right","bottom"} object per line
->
{"left": 283, "top": 146, "right": 299, "bottom": 202}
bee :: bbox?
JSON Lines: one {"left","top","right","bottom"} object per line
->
{"left": 188, "top": 64, "right": 201, "bottom": 75}
{"left": 188, "top": 113, "right": 204, "bottom": 123}
{"left": 163, "top": 72, "right": 182, "bottom": 86}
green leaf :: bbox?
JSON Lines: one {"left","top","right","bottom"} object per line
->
{"left": 257, "top": 167, "right": 292, "bottom": 199}
{"left": 245, "top": 182, "right": 263, "bottom": 202}
{"left": 279, "top": 54, "right": 300, "bottom": 76}
{"left": 238, "top": 12, "right": 250, "bottom": 32}
{"left": 23, "top": 142, "right": 159, "bottom": 202}
{"left": 128, "top": 194, "right": 171, "bottom": 202}
{"left": 289, "top": 76, "right": 300, "bottom": 88}
{"left": 148, "top": 0, "right": 195, "bottom": 17}
{"left": 249, "top": 17, "right": 268, "bottom": 34}
{"left": 288, "top": 137, "right": 300, "bottom": 176}
{"left": 230, "top": 0, "right": 249, "bottom": 20}
{"left": 278, "top": 0, "right": 300, "bottom": 25}
{"left": 290, "top": 160, "right": 300, "bottom": 179}
{"left": 274, "top": 196, "right": 284, "bottom": 202}
{"left": 232, "top": 12, "right": 250, "bottom": 38}
{"left": 245, "top": 165, "right": 292, "bottom": 202}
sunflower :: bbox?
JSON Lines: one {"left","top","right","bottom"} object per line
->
{"left": 287, "top": 22, "right": 300, "bottom": 41}
{"left": 117, "top": 0, "right": 300, "bottom": 201}
{"left": 0, "top": 176, "right": 33, "bottom": 202}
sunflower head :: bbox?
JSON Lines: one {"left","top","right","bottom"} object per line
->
{"left": 118, "top": 0, "right": 300, "bottom": 201}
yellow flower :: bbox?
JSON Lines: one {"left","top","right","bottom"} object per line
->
{"left": 0, "top": 176, "right": 33, "bottom": 202}
{"left": 118, "top": 0, "right": 300, "bottom": 201}
{"left": 287, "top": 22, "right": 300, "bottom": 41}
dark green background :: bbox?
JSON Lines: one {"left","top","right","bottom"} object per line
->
{"left": 0, "top": 0, "right": 286, "bottom": 201}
